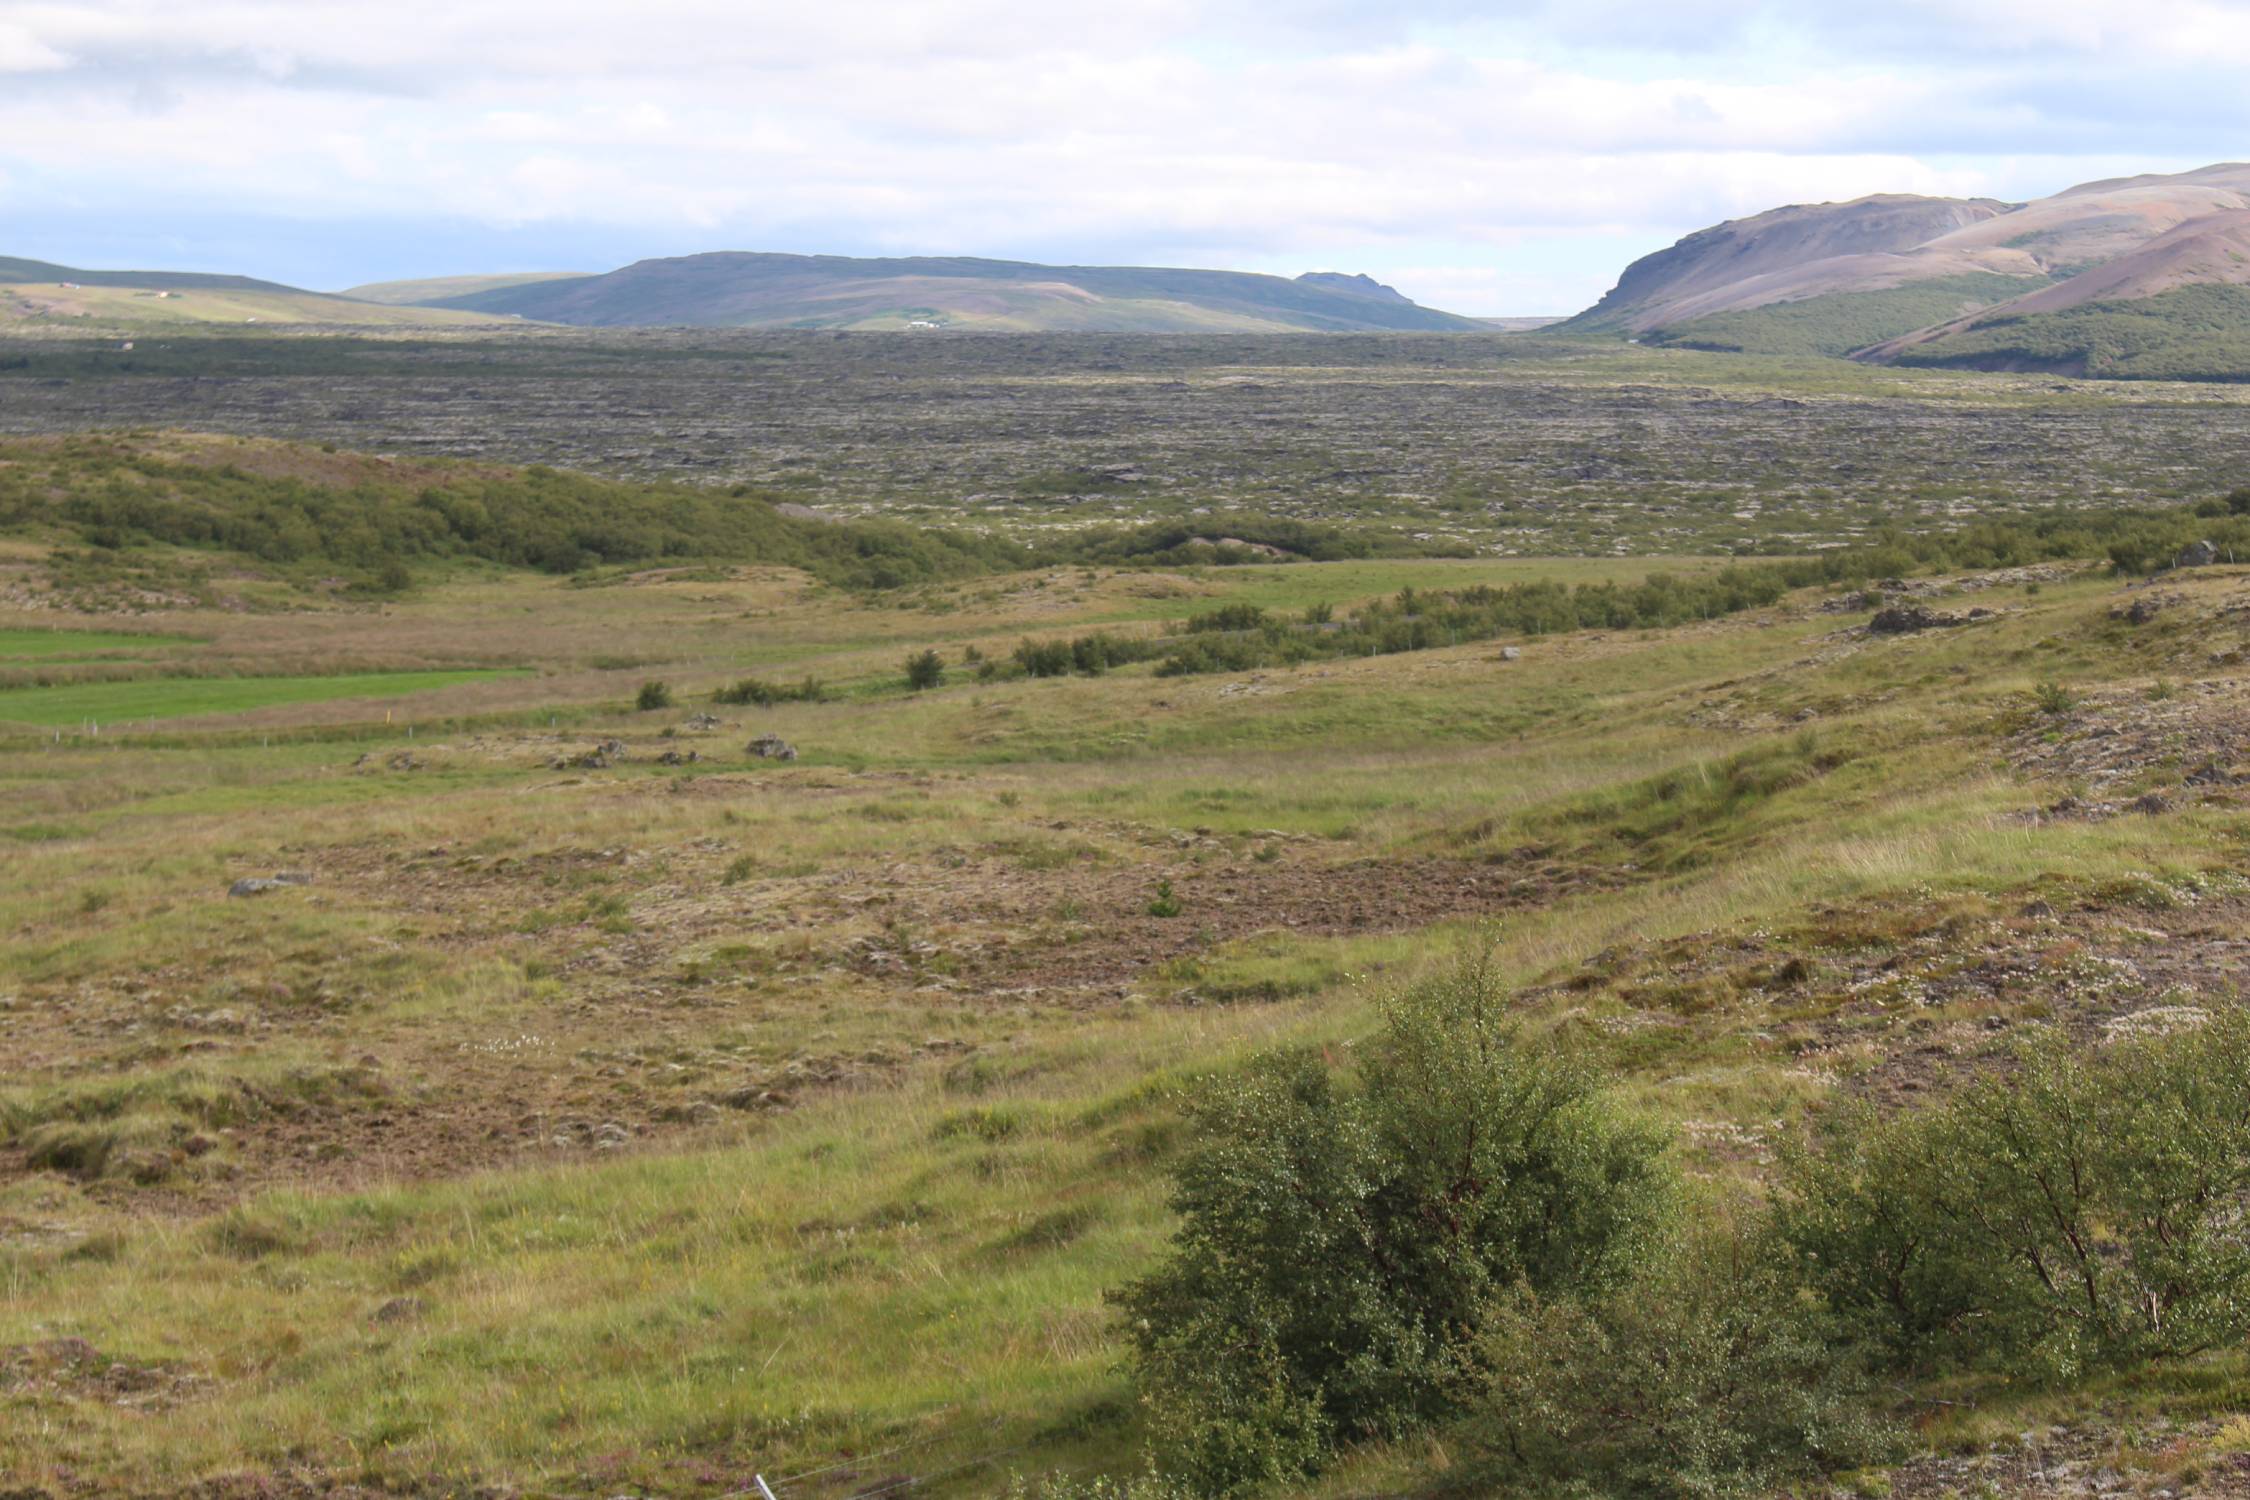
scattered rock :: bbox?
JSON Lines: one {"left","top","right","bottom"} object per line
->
{"left": 718, "top": 1086, "right": 791, "bottom": 1112}
{"left": 2110, "top": 593, "right": 2175, "bottom": 625}
{"left": 227, "top": 872, "right": 312, "bottom": 898}
{"left": 655, "top": 749, "right": 701, "bottom": 766}
{"left": 553, "top": 739, "right": 628, "bottom": 770}
{"left": 1869, "top": 604, "right": 1969, "bottom": 634}
{"left": 2130, "top": 791, "right": 2172, "bottom": 816}
{"left": 682, "top": 712, "right": 722, "bottom": 731}
{"left": 1498, "top": 646, "right": 1522, "bottom": 661}
{"left": 772, "top": 501, "right": 841, "bottom": 524}
{"left": 747, "top": 732, "right": 798, "bottom": 761}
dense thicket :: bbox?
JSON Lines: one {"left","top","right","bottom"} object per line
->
{"left": 0, "top": 441, "right": 1481, "bottom": 596}
{"left": 1648, "top": 273, "right": 2053, "bottom": 359}
{"left": 1886, "top": 285, "right": 2250, "bottom": 382}
{"left": 0, "top": 444, "right": 1030, "bottom": 591}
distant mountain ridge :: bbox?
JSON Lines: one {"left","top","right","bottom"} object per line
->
{"left": 1568, "top": 162, "right": 2250, "bottom": 377}
{"left": 0, "top": 257, "right": 514, "bottom": 328}
{"left": 1569, "top": 194, "right": 2017, "bottom": 333}
{"left": 392, "top": 252, "right": 1485, "bottom": 332}
{"left": 0, "top": 255, "right": 298, "bottom": 294}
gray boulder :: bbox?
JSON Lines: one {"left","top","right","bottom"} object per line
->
{"left": 2176, "top": 539, "right": 2220, "bottom": 569}
{"left": 747, "top": 732, "right": 798, "bottom": 762}
{"left": 228, "top": 872, "right": 312, "bottom": 898}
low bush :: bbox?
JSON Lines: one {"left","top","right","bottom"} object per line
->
{"left": 904, "top": 649, "right": 945, "bottom": 691}
{"left": 1111, "top": 980, "right": 2250, "bottom": 1496}
{"left": 1774, "top": 1012, "right": 2250, "bottom": 1380}
{"left": 1115, "top": 954, "right": 1670, "bottom": 1494}
{"left": 1467, "top": 1228, "right": 1898, "bottom": 1498}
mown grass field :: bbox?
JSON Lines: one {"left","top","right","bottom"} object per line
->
{"left": 7, "top": 444, "right": 2250, "bottom": 1498}
{"left": 0, "top": 668, "right": 518, "bottom": 728}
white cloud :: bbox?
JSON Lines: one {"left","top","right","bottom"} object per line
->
{"left": 0, "top": 0, "right": 2244, "bottom": 308}
{"left": 0, "top": 19, "right": 69, "bottom": 68}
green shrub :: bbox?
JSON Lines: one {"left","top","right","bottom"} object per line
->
{"left": 905, "top": 649, "right": 945, "bottom": 691}
{"left": 2032, "top": 679, "right": 2078, "bottom": 715}
{"left": 711, "top": 675, "right": 823, "bottom": 706}
{"left": 1115, "top": 953, "right": 1669, "bottom": 1493}
{"left": 635, "top": 679, "right": 673, "bottom": 712}
{"left": 1015, "top": 638, "right": 1074, "bottom": 678}
{"left": 1774, "top": 1012, "right": 2250, "bottom": 1380}
{"left": 1467, "top": 1226, "right": 1898, "bottom": 1498}
{"left": 1145, "top": 880, "right": 1182, "bottom": 919}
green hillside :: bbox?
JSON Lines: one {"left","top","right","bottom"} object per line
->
{"left": 431, "top": 252, "right": 1487, "bottom": 332}
{"left": 1880, "top": 283, "right": 2250, "bottom": 380}
{"left": 1648, "top": 274, "right": 2054, "bottom": 357}
{"left": 1, "top": 255, "right": 517, "bottom": 328}
{"left": 0, "top": 255, "right": 297, "bottom": 293}
{"left": 340, "top": 271, "right": 592, "bottom": 305}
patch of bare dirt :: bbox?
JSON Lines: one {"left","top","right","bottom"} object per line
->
{"left": 4, "top": 763, "right": 1606, "bottom": 1211}
{"left": 1, "top": 1338, "right": 210, "bottom": 1414}
{"left": 2009, "top": 677, "right": 2250, "bottom": 806}
{"left": 1530, "top": 883, "right": 2250, "bottom": 1109}
{"left": 1885, "top": 1416, "right": 2250, "bottom": 1499}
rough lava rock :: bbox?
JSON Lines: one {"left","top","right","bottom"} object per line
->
{"left": 1869, "top": 604, "right": 1975, "bottom": 634}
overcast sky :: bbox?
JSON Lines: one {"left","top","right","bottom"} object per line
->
{"left": 2, "top": 1, "right": 2245, "bottom": 312}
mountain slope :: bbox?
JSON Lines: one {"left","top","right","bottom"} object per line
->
{"left": 417, "top": 252, "right": 1485, "bottom": 331}
{"left": 1566, "top": 194, "right": 2015, "bottom": 333}
{"left": 1573, "top": 164, "right": 2250, "bottom": 375}
{"left": 0, "top": 255, "right": 300, "bottom": 293}
{"left": 340, "top": 272, "right": 591, "bottom": 305}
{"left": 2, "top": 256, "right": 517, "bottom": 328}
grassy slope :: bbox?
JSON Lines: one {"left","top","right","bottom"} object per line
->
{"left": 0, "top": 256, "right": 294, "bottom": 292}
{"left": 1, "top": 282, "right": 515, "bottom": 329}
{"left": 340, "top": 272, "right": 592, "bottom": 306}
{"left": 1648, "top": 273, "right": 2055, "bottom": 357}
{"left": 5, "top": 515, "right": 2250, "bottom": 1495}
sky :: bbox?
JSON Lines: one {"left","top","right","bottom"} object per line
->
{"left": 1, "top": 0, "right": 2246, "bottom": 313}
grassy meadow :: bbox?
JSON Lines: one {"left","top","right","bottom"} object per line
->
{"left": 3, "top": 422, "right": 2250, "bottom": 1496}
